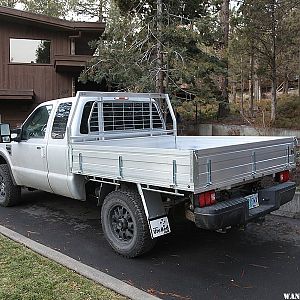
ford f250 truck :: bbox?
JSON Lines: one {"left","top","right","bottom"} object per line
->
{"left": 0, "top": 92, "right": 297, "bottom": 257}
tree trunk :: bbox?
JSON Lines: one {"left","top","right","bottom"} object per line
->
{"left": 271, "top": 70, "right": 277, "bottom": 122}
{"left": 99, "top": 0, "right": 103, "bottom": 21}
{"left": 249, "top": 49, "right": 254, "bottom": 116}
{"left": 156, "top": 0, "right": 164, "bottom": 94}
{"left": 218, "top": 0, "right": 230, "bottom": 118}
{"left": 283, "top": 79, "right": 288, "bottom": 94}
{"left": 99, "top": 0, "right": 109, "bottom": 21}
{"left": 254, "top": 77, "right": 261, "bottom": 101}
{"left": 298, "top": 74, "right": 300, "bottom": 97}
{"left": 299, "top": 49, "right": 300, "bottom": 97}
{"left": 270, "top": 0, "right": 277, "bottom": 123}
{"left": 240, "top": 57, "right": 244, "bottom": 114}
{"left": 232, "top": 81, "right": 237, "bottom": 102}
{"left": 253, "top": 58, "right": 260, "bottom": 102}
{"left": 283, "top": 68, "right": 289, "bottom": 94}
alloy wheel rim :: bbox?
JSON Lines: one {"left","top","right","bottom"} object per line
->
{"left": 110, "top": 205, "right": 134, "bottom": 242}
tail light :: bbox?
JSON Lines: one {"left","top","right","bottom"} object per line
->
{"left": 197, "top": 190, "right": 216, "bottom": 208}
{"left": 275, "top": 170, "right": 290, "bottom": 183}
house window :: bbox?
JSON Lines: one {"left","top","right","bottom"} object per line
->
{"left": 10, "top": 38, "right": 51, "bottom": 64}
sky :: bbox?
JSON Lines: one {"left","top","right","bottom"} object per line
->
{"left": 14, "top": 2, "right": 98, "bottom": 21}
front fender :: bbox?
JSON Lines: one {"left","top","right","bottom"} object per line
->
{"left": 0, "top": 147, "right": 18, "bottom": 185}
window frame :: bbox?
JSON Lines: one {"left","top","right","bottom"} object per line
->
{"left": 21, "top": 105, "right": 53, "bottom": 141}
{"left": 51, "top": 102, "right": 73, "bottom": 140}
{"left": 80, "top": 99, "right": 165, "bottom": 135}
{"left": 102, "top": 101, "right": 164, "bottom": 132}
{"left": 9, "top": 37, "right": 52, "bottom": 65}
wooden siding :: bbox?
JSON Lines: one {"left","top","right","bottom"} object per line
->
{"left": 0, "top": 89, "right": 34, "bottom": 100}
{"left": 0, "top": 8, "right": 105, "bottom": 127}
{"left": 0, "top": 20, "right": 74, "bottom": 125}
{"left": 54, "top": 54, "right": 92, "bottom": 72}
{"left": 0, "top": 20, "right": 73, "bottom": 102}
{"left": 0, "top": 101, "right": 32, "bottom": 127}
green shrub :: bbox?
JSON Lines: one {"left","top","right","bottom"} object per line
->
{"left": 275, "top": 95, "right": 300, "bottom": 129}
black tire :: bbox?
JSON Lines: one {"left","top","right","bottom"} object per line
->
{"left": 101, "top": 189, "right": 156, "bottom": 258}
{"left": 0, "top": 164, "right": 21, "bottom": 207}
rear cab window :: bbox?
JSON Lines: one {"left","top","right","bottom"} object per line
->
{"left": 51, "top": 102, "right": 72, "bottom": 139}
{"left": 80, "top": 100, "right": 164, "bottom": 134}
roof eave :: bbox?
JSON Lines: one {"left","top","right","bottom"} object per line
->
{"left": 0, "top": 6, "right": 105, "bottom": 33}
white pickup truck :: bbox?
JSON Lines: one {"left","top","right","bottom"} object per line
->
{"left": 0, "top": 92, "right": 297, "bottom": 257}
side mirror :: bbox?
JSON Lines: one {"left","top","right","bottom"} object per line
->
{"left": 11, "top": 128, "right": 22, "bottom": 142}
{"left": 0, "top": 123, "right": 11, "bottom": 143}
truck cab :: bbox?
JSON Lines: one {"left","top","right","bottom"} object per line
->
{"left": 9, "top": 98, "right": 84, "bottom": 199}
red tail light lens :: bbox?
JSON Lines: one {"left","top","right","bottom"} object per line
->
{"left": 275, "top": 170, "right": 290, "bottom": 183}
{"left": 197, "top": 190, "right": 216, "bottom": 208}
{"left": 199, "top": 193, "right": 206, "bottom": 207}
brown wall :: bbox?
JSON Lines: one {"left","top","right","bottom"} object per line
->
{"left": 0, "top": 20, "right": 73, "bottom": 126}
{"left": 0, "top": 101, "right": 32, "bottom": 127}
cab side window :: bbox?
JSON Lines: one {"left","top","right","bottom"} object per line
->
{"left": 21, "top": 105, "right": 53, "bottom": 140}
{"left": 51, "top": 102, "right": 72, "bottom": 139}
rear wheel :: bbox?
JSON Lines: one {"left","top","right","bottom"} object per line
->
{"left": 101, "top": 189, "right": 156, "bottom": 258}
{"left": 0, "top": 164, "right": 21, "bottom": 207}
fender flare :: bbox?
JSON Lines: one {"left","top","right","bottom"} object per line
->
{"left": 0, "top": 151, "right": 18, "bottom": 185}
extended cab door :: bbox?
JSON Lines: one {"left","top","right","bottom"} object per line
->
{"left": 11, "top": 104, "right": 54, "bottom": 192}
{"left": 47, "top": 101, "right": 76, "bottom": 198}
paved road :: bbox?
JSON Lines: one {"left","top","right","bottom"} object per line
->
{"left": 0, "top": 190, "right": 299, "bottom": 300}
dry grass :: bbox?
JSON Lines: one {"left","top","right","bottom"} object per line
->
{"left": 0, "top": 234, "right": 127, "bottom": 300}
{"left": 229, "top": 95, "right": 300, "bottom": 130}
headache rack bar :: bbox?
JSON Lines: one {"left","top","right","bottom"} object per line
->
{"left": 68, "top": 92, "right": 177, "bottom": 142}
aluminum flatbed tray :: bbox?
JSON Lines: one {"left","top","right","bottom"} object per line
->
{"left": 70, "top": 135, "right": 296, "bottom": 193}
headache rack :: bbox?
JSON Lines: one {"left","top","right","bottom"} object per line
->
{"left": 68, "top": 92, "right": 177, "bottom": 143}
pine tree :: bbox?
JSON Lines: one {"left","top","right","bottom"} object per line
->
{"left": 236, "top": 0, "right": 300, "bottom": 122}
{"left": 0, "top": 0, "right": 19, "bottom": 7}
{"left": 81, "top": 0, "right": 226, "bottom": 110}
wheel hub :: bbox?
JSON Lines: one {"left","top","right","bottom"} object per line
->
{"left": 117, "top": 218, "right": 128, "bottom": 230}
{"left": 110, "top": 205, "right": 134, "bottom": 242}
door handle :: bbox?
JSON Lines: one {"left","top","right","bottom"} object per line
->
{"left": 37, "top": 146, "right": 46, "bottom": 158}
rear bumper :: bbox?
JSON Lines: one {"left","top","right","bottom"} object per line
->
{"left": 193, "top": 181, "right": 296, "bottom": 230}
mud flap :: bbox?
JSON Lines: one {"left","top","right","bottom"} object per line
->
{"left": 137, "top": 184, "right": 171, "bottom": 239}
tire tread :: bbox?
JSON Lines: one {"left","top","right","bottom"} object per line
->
{"left": 0, "top": 164, "right": 21, "bottom": 207}
{"left": 101, "top": 189, "right": 156, "bottom": 258}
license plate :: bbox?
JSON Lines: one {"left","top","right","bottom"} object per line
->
{"left": 246, "top": 193, "right": 259, "bottom": 209}
{"left": 149, "top": 216, "right": 171, "bottom": 238}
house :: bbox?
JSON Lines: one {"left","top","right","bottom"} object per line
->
{"left": 0, "top": 6, "right": 105, "bottom": 127}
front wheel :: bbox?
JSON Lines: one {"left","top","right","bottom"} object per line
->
{"left": 101, "top": 190, "right": 156, "bottom": 258}
{"left": 0, "top": 164, "right": 21, "bottom": 207}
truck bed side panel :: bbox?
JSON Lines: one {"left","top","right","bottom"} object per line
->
{"left": 193, "top": 138, "right": 296, "bottom": 193}
{"left": 71, "top": 145, "right": 193, "bottom": 191}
